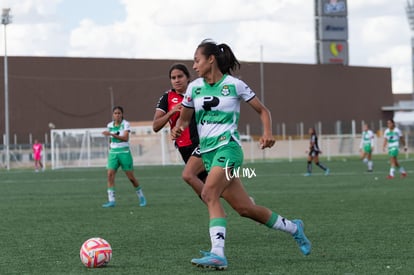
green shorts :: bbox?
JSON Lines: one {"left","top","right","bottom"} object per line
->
{"left": 363, "top": 144, "right": 372, "bottom": 154}
{"left": 388, "top": 147, "right": 399, "bottom": 158}
{"left": 107, "top": 149, "right": 134, "bottom": 171}
{"left": 201, "top": 141, "right": 243, "bottom": 173}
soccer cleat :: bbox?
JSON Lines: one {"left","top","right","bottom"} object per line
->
{"left": 386, "top": 175, "right": 394, "bottom": 179}
{"left": 139, "top": 196, "right": 147, "bottom": 207}
{"left": 102, "top": 201, "right": 115, "bottom": 208}
{"left": 401, "top": 172, "right": 407, "bottom": 178}
{"left": 191, "top": 250, "right": 228, "bottom": 270}
{"left": 324, "top": 168, "right": 330, "bottom": 176}
{"left": 304, "top": 172, "right": 311, "bottom": 177}
{"left": 292, "top": 219, "right": 311, "bottom": 256}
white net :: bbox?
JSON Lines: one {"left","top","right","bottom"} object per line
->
{"left": 50, "top": 125, "right": 181, "bottom": 169}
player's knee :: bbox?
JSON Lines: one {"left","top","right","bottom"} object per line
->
{"left": 181, "top": 169, "right": 194, "bottom": 183}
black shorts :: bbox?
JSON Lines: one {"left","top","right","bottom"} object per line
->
{"left": 178, "top": 144, "right": 201, "bottom": 163}
{"left": 309, "top": 149, "right": 320, "bottom": 157}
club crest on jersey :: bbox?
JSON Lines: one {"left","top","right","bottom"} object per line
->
{"left": 221, "top": 85, "right": 230, "bottom": 96}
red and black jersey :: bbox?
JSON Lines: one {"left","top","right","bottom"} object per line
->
{"left": 155, "top": 89, "right": 199, "bottom": 148}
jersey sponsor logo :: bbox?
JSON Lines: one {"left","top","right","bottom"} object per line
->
{"left": 202, "top": 96, "right": 220, "bottom": 111}
{"left": 171, "top": 97, "right": 179, "bottom": 103}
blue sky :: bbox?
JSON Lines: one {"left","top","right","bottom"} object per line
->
{"left": 1, "top": 0, "right": 413, "bottom": 94}
{"left": 56, "top": 0, "right": 125, "bottom": 31}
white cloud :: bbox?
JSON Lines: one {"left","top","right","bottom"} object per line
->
{"left": 0, "top": 0, "right": 413, "bottom": 93}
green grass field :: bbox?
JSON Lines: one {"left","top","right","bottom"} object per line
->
{"left": 1, "top": 155, "right": 413, "bottom": 274}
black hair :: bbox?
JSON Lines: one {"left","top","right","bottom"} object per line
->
{"left": 197, "top": 39, "right": 241, "bottom": 75}
{"left": 112, "top": 106, "right": 124, "bottom": 120}
{"left": 169, "top": 63, "right": 190, "bottom": 79}
{"left": 112, "top": 106, "right": 124, "bottom": 113}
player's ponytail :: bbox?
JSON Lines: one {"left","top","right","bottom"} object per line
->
{"left": 197, "top": 39, "right": 240, "bottom": 75}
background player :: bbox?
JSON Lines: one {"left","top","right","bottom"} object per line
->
{"left": 102, "top": 106, "right": 147, "bottom": 207}
{"left": 383, "top": 119, "right": 407, "bottom": 179}
{"left": 305, "top": 127, "right": 329, "bottom": 176}
{"left": 32, "top": 139, "right": 44, "bottom": 172}
{"left": 359, "top": 123, "right": 375, "bottom": 172}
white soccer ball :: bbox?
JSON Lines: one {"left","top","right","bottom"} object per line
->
{"left": 80, "top": 237, "right": 112, "bottom": 268}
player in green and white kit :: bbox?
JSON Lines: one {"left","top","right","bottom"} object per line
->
{"left": 359, "top": 123, "right": 375, "bottom": 172}
{"left": 383, "top": 119, "right": 407, "bottom": 179}
{"left": 102, "top": 106, "right": 146, "bottom": 207}
{"left": 172, "top": 39, "right": 311, "bottom": 270}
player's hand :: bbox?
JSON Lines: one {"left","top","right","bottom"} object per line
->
{"left": 102, "top": 131, "right": 110, "bottom": 136}
{"left": 171, "top": 103, "right": 182, "bottom": 114}
{"left": 259, "top": 134, "right": 275, "bottom": 149}
{"left": 171, "top": 126, "right": 183, "bottom": 140}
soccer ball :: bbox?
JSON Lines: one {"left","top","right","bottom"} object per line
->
{"left": 80, "top": 237, "right": 112, "bottom": 268}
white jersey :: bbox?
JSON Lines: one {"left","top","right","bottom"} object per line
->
{"left": 182, "top": 74, "right": 255, "bottom": 153}
{"left": 360, "top": 130, "right": 375, "bottom": 148}
{"left": 383, "top": 127, "right": 403, "bottom": 150}
{"left": 106, "top": 119, "right": 131, "bottom": 150}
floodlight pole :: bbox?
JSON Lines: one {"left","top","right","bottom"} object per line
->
{"left": 1, "top": 8, "right": 11, "bottom": 170}
{"left": 406, "top": 1, "right": 414, "bottom": 98}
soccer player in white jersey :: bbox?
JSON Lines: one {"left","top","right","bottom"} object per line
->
{"left": 171, "top": 39, "right": 311, "bottom": 270}
{"left": 383, "top": 119, "right": 407, "bottom": 179}
{"left": 359, "top": 123, "right": 375, "bottom": 172}
{"left": 101, "top": 106, "right": 146, "bottom": 207}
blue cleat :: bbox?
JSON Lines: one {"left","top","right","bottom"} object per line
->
{"left": 139, "top": 196, "right": 147, "bottom": 207}
{"left": 102, "top": 201, "right": 115, "bottom": 208}
{"left": 191, "top": 250, "right": 228, "bottom": 270}
{"left": 292, "top": 219, "right": 311, "bottom": 256}
{"left": 304, "top": 172, "right": 311, "bottom": 177}
{"left": 324, "top": 168, "right": 330, "bottom": 176}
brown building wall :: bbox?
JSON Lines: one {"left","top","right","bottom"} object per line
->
{"left": 0, "top": 56, "right": 394, "bottom": 143}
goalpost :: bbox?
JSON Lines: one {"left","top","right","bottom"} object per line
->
{"left": 50, "top": 126, "right": 182, "bottom": 169}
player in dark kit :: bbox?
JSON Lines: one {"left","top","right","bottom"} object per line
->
{"left": 305, "top": 127, "right": 330, "bottom": 176}
{"left": 153, "top": 63, "right": 207, "bottom": 196}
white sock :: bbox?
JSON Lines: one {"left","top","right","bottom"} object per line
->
{"left": 135, "top": 186, "right": 144, "bottom": 199}
{"left": 107, "top": 188, "right": 115, "bottom": 202}
{"left": 209, "top": 218, "right": 226, "bottom": 258}
{"left": 272, "top": 215, "right": 297, "bottom": 235}
{"left": 390, "top": 167, "right": 395, "bottom": 177}
{"left": 399, "top": 167, "right": 406, "bottom": 173}
{"left": 368, "top": 161, "right": 373, "bottom": 170}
